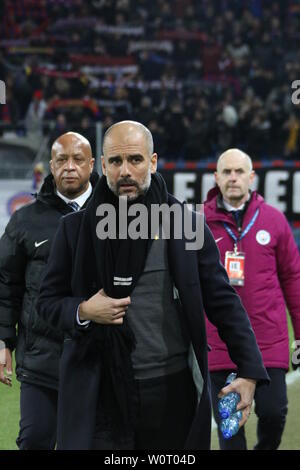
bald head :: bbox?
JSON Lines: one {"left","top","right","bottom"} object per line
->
{"left": 217, "top": 148, "right": 253, "bottom": 172}
{"left": 101, "top": 120, "right": 157, "bottom": 201}
{"left": 103, "top": 121, "right": 154, "bottom": 157}
{"left": 215, "top": 148, "right": 255, "bottom": 207}
{"left": 50, "top": 132, "right": 94, "bottom": 199}
{"left": 51, "top": 132, "right": 92, "bottom": 159}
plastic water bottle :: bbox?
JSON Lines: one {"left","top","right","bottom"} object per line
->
{"left": 220, "top": 411, "right": 243, "bottom": 439}
{"left": 218, "top": 372, "right": 240, "bottom": 419}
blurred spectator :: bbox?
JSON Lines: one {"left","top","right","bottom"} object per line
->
{"left": 136, "top": 96, "right": 155, "bottom": 126}
{"left": 50, "top": 113, "right": 68, "bottom": 142}
{"left": 76, "top": 115, "right": 96, "bottom": 156}
{"left": 247, "top": 108, "right": 272, "bottom": 158}
{"left": 227, "top": 35, "right": 250, "bottom": 70}
{"left": 25, "top": 90, "right": 47, "bottom": 145}
{"left": 148, "top": 118, "right": 167, "bottom": 158}
{"left": 163, "top": 101, "right": 188, "bottom": 159}
{"left": 268, "top": 99, "right": 286, "bottom": 155}
{"left": 185, "top": 109, "right": 211, "bottom": 159}
{"left": 102, "top": 114, "right": 114, "bottom": 134}
{"left": 283, "top": 112, "right": 300, "bottom": 159}
{"left": 1, "top": 0, "right": 300, "bottom": 160}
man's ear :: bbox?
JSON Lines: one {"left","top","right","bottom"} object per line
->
{"left": 151, "top": 153, "right": 158, "bottom": 173}
{"left": 50, "top": 160, "right": 54, "bottom": 175}
{"left": 90, "top": 158, "right": 95, "bottom": 173}
{"left": 214, "top": 171, "right": 219, "bottom": 186}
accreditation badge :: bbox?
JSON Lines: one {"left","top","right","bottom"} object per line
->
{"left": 224, "top": 251, "right": 245, "bottom": 286}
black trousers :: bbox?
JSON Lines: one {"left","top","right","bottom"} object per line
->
{"left": 16, "top": 382, "right": 57, "bottom": 450}
{"left": 210, "top": 368, "right": 288, "bottom": 450}
{"left": 92, "top": 368, "right": 197, "bottom": 450}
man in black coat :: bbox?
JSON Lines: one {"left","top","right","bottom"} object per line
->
{"left": 37, "top": 121, "right": 269, "bottom": 450}
{"left": 0, "top": 132, "right": 98, "bottom": 449}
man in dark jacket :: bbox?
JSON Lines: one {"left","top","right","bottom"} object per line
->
{"left": 37, "top": 121, "right": 269, "bottom": 450}
{"left": 0, "top": 131, "right": 98, "bottom": 449}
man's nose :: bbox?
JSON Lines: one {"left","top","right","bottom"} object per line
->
{"left": 65, "top": 158, "right": 76, "bottom": 170}
{"left": 120, "top": 160, "right": 131, "bottom": 177}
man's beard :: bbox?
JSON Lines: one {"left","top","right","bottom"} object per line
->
{"left": 61, "top": 182, "right": 86, "bottom": 198}
{"left": 226, "top": 187, "right": 244, "bottom": 201}
{"left": 107, "top": 168, "right": 151, "bottom": 201}
{"left": 228, "top": 193, "right": 244, "bottom": 202}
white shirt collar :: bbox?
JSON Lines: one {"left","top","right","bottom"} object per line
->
{"left": 222, "top": 192, "right": 250, "bottom": 212}
{"left": 223, "top": 200, "right": 246, "bottom": 212}
{"left": 56, "top": 182, "right": 92, "bottom": 208}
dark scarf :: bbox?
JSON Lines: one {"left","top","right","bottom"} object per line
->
{"left": 77, "top": 172, "right": 168, "bottom": 442}
{"left": 91, "top": 171, "right": 168, "bottom": 297}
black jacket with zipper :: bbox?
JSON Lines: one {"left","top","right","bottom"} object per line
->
{"left": 0, "top": 172, "right": 99, "bottom": 389}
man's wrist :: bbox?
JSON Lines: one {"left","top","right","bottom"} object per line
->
{"left": 76, "top": 304, "right": 90, "bottom": 327}
{"left": 0, "top": 339, "right": 13, "bottom": 351}
{"left": 78, "top": 301, "right": 88, "bottom": 321}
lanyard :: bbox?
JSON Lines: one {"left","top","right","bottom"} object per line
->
{"left": 223, "top": 209, "right": 259, "bottom": 252}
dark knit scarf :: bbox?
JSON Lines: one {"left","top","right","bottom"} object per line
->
{"left": 92, "top": 172, "right": 168, "bottom": 298}
{"left": 77, "top": 172, "right": 168, "bottom": 442}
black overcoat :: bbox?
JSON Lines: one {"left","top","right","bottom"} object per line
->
{"left": 37, "top": 194, "right": 269, "bottom": 449}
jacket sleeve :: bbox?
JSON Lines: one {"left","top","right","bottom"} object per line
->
{"left": 36, "top": 217, "right": 85, "bottom": 335}
{"left": 198, "top": 222, "right": 269, "bottom": 383}
{"left": 275, "top": 214, "right": 300, "bottom": 340}
{"left": 0, "top": 211, "right": 26, "bottom": 348}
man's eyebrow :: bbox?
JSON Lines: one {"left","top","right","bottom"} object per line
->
{"left": 108, "top": 154, "right": 144, "bottom": 162}
{"left": 108, "top": 155, "right": 121, "bottom": 162}
{"left": 56, "top": 153, "right": 83, "bottom": 157}
{"left": 222, "top": 167, "right": 245, "bottom": 171}
{"left": 127, "top": 153, "right": 144, "bottom": 159}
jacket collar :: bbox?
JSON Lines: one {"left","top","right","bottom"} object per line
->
{"left": 204, "top": 186, "right": 264, "bottom": 227}
{"left": 36, "top": 172, "right": 99, "bottom": 210}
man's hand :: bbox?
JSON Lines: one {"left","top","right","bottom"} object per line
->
{"left": 291, "top": 339, "right": 300, "bottom": 370}
{"left": 218, "top": 377, "right": 256, "bottom": 427}
{"left": 0, "top": 348, "right": 13, "bottom": 387}
{"left": 78, "top": 289, "right": 131, "bottom": 325}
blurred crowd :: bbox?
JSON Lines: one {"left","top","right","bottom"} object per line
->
{"left": 1, "top": 0, "right": 300, "bottom": 160}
